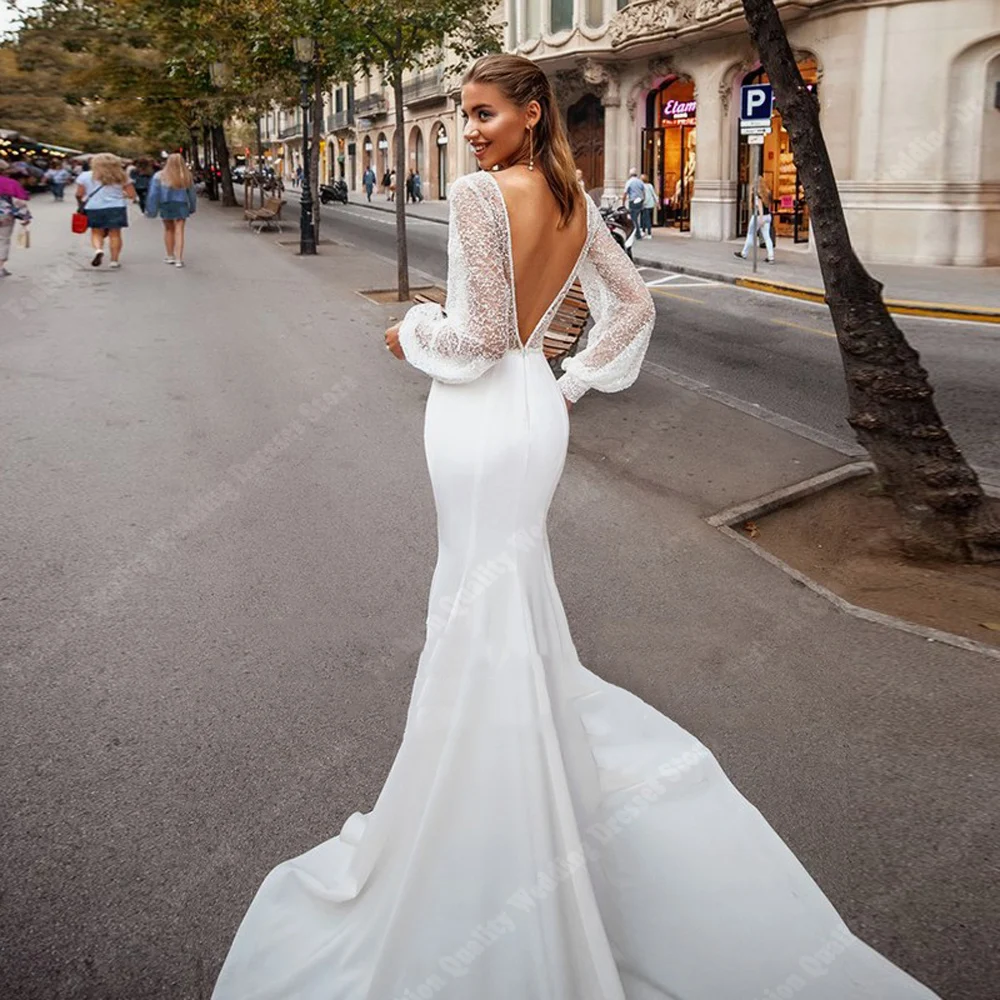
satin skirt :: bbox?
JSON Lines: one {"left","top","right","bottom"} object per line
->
{"left": 212, "top": 351, "right": 940, "bottom": 1000}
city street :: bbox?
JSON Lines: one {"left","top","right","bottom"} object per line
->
{"left": 323, "top": 196, "right": 1000, "bottom": 478}
{"left": 2, "top": 197, "right": 998, "bottom": 1000}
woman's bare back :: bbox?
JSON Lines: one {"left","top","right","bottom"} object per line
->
{"left": 491, "top": 169, "right": 589, "bottom": 347}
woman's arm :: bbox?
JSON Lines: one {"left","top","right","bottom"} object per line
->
{"left": 556, "top": 205, "right": 656, "bottom": 404}
{"left": 395, "top": 175, "right": 513, "bottom": 384}
{"left": 145, "top": 176, "right": 160, "bottom": 216}
{"left": 123, "top": 182, "right": 137, "bottom": 202}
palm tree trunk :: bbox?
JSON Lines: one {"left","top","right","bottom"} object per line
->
{"left": 741, "top": 0, "right": 999, "bottom": 563}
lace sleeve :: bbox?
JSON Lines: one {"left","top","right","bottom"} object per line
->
{"left": 556, "top": 205, "right": 656, "bottom": 404}
{"left": 397, "top": 174, "right": 513, "bottom": 384}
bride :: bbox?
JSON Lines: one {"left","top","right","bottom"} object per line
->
{"left": 212, "top": 54, "right": 941, "bottom": 1000}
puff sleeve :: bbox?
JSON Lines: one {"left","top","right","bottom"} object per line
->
{"left": 397, "top": 173, "right": 515, "bottom": 384}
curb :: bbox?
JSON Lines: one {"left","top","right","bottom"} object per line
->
{"left": 707, "top": 461, "right": 1000, "bottom": 662}
{"left": 632, "top": 254, "right": 1000, "bottom": 325}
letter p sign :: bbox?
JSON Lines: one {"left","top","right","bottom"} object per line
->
{"left": 740, "top": 84, "right": 773, "bottom": 122}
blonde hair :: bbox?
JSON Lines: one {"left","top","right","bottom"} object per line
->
{"left": 91, "top": 153, "right": 128, "bottom": 186}
{"left": 463, "top": 54, "right": 583, "bottom": 230}
{"left": 161, "top": 153, "right": 193, "bottom": 189}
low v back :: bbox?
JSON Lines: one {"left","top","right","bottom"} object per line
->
{"left": 484, "top": 171, "right": 593, "bottom": 349}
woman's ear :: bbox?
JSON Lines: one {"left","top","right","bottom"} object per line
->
{"left": 525, "top": 100, "right": 542, "bottom": 130}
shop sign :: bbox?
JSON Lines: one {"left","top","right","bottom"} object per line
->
{"left": 661, "top": 98, "right": 696, "bottom": 123}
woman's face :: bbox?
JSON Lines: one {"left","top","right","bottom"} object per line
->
{"left": 460, "top": 81, "right": 539, "bottom": 172}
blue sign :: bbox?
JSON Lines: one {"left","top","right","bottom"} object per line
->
{"left": 740, "top": 84, "right": 773, "bottom": 122}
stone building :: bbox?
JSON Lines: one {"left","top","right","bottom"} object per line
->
{"left": 259, "top": 1, "right": 999, "bottom": 265}
{"left": 511, "top": 0, "right": 999, "bottom": 265}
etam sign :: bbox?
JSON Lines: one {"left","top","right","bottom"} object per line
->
{"left": 661, "top": 98, "right": 697, "bottom": 121}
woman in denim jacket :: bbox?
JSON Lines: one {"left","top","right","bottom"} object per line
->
{"left": 146, "top": 153, "right": 197, "bottom": 268}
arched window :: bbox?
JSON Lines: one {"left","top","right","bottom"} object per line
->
{"left": 586, "top": 0, "right": 604, "bottom": 27}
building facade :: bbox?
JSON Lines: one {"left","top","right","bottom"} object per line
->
{"left": 259, "top": 1, "right": 1000, "bottom": 266}
{"left": 515, "top": 0, "right": 999, "bottom": 266}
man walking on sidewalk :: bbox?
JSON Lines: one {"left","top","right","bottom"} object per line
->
{"left": 735, "top": 174, "right": 775, "bottom": 264}
{"left": 622, "top": 167, "right": 645, "bottom": 240}
{"left": 362, "top": 165, "right": 376, "bottom": 203}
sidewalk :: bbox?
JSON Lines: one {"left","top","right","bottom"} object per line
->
{"left": 347, "top": 191, "right": 1000, "bottom": 322}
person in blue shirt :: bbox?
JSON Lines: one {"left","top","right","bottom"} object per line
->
{"left": 146, "top": 153, "right": 198, "bottom": 268}
{"left": 622, "top": 167, "right": 645, "bottom": 240}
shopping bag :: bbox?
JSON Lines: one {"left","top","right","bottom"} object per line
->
{"left": 17, "top": 227, "right": 30, "bottom": 249}
{"left": 71, "top": 212, "right": 88, "bottom": 234}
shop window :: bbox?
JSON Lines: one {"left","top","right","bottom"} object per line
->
{"left": 737, "top": 58, "right": 818, "bottom": 244}
{"left": 550, "top": 0, "right": 572, "bottom": 32}
{"left": 641, "top": 77, "right": 697, "bottom": 232}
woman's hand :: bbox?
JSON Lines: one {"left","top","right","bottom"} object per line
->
{"left": 384, "top": 323, "right": 404, "bottom": 360}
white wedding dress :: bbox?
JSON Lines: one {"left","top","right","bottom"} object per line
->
{"left": 213, "top": 170, "right": 941, "bottom": 1000}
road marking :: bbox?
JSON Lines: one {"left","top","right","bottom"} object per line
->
{"left": 649, "top": 288, "right": 705, "bottom": 304}
{"left": 771, "top": 318, "right": 836, "bottom": 339}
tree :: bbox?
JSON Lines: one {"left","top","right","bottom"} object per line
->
{"left": 338, "top": 0, "right": 503, "bottom": 299}
{"left": 740, "top": 0, "right": 1000, "bottom": 563}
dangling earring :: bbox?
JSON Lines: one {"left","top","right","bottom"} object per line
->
{"left": 528, "top": 126, "right": 534, "bottom": 171}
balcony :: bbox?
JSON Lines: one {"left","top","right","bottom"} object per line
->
{"left": 355, "top": 93, "right": 388, "bottom": 118}
{"left": 325, "top": 109, "right": 354, "bottom": 132}
{"left": 278, "top": 122, "right": 302, "bottom": 139}
{"left": 403, "top": 69, "right": 447, "bottom": 109}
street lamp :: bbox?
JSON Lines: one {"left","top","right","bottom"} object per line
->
{"left": 293, "top": 36, "right": 317, "bottom": 256}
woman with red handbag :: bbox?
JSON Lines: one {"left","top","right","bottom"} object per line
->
{"left": 74, "top": 153, "right": 136, "bottom": 269}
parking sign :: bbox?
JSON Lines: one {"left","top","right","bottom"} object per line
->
{"left": 740, "top": 84, "right": 773, "bottom": 123}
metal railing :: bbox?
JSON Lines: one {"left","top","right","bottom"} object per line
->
{"left": 355, "top": 93, "right": 387, "bottom": 116}
{"left": 278, "top": 122, "right": 302, "bottom": 139}
{"left": 403, "top": 69, "right": 446, "bottom": 107}
{"left": 325, "top": 109, "right": 354, "bottom": 132}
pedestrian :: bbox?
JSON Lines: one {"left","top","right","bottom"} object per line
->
{"left": 734, "top": 173, "right": 775, "bottom": 264}
{"left": 381, "top": 167, "right": 391, "bottom": 198}
{"left": 405, "top": 169, "right": 415, "bottom": 203}
{"left": 74, "top": 152, "right": 136, "bottom": 269}
{"left": 388, "top": 169, "right": 396, "bottom": 202}
{"left": 295, "top": 164, "right": 303, "bottom": 188}
{"left": 641, "top": 172, "right": 656, "bottom": 238}
{"left": 145, "top": 153, "right": 197, "bottom": 268}
{"left": 362, "top": 164, "right": 376, "bottom": 202}
{"left": 0, "top": 158, "right": 32, "bottom": 204}
{"left": 622, "top": 166, "right": 645, "bottom": 239}
{"left": 412, "top": 168, "right": 423, "bottom": 203}
{"left": 0, "top": 164, "right": 32, "bottom": 278}
{"left": 575, "top": 167, "right": 586, "bottom": 192}
{"left": 44, "top": 162, "right": 71, "bottom": 201}
{"left": 131, "top": 157, "right": 155, "bottom": 213}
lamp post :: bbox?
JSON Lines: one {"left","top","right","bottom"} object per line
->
{"left": 293, "top": 36, "right": 317, "bottom": 256}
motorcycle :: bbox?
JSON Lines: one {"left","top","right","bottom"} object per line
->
{"left": 319, "top": 179, "right": 349, "bottom": 204}
{"left": 600, "top": 204, "right": 637, "bottom": 260}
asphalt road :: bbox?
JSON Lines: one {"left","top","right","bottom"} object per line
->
{"left": 1, "top": 199, "right": 997, "bottom": 1000}
{"left": 321, "top": 199, "right": 1000, "bottom": 479}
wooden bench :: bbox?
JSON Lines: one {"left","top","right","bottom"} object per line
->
{"left": 245, "top": 197, "right": 286, "bottom": 233}
{"left": 411, "top": 282, "right": 590, "bottom": 372}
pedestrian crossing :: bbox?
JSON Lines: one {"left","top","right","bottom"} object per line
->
{"left": 638, "top": 267, "right": 720, "bottom": 289}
